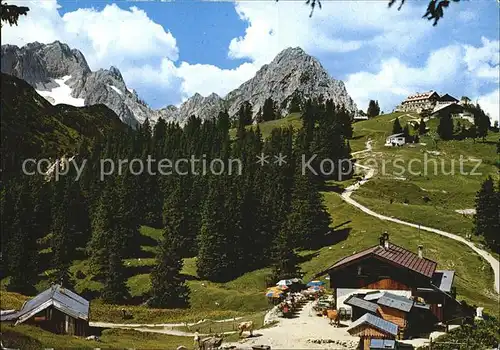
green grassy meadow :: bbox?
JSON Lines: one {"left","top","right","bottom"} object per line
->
{"left": 1, "top": 112, "right": 498, "bottom": 347}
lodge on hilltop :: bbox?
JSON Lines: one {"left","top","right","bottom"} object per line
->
{"left": 395, "top": 91, "right": 462, "bottom": 114}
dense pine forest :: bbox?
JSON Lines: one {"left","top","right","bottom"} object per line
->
{"left": 0, "top": 79, "right": 354, "bottom": 307}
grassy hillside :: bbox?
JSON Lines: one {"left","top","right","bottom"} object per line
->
{"left": 1, "top": 110, "right": 497, "bottom": 346}
{"left": 1, "top": 325, "right": 192, "bottom": 350}
{"left": 229, "top": 113, "right": 302, "bottom": 139}
{"left": 0, "top": 73, "right": 127, "bottom": 176}
{"left": 350, "top": 112, "right": 499, "bottom": 239}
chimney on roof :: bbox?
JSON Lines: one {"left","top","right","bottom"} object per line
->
{"left": 380, "top": 231, "right": 390, "bottom": 249}
{"left": 418, "top": 245, "right": 423, "bottom": 258}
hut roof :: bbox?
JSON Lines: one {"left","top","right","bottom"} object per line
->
{"left": 14, "top": 284, "right": 89, "bottom": 324}
{"left": 347, "top": 313, "right": 398, "bottom": 337}
{"left": 316, "top": 242, "right": 437, "bottom": 278}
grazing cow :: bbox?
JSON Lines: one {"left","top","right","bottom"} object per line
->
{"left": 237, "top": 321, "right": 254, "bottom": 337}
{"left": 327, "top": 309, "right": 340, "bottom": 327}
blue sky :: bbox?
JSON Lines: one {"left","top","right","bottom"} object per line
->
{"left": 3, "top": 0, "right": 499, "bottom": 122}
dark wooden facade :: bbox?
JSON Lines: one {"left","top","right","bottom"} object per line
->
{"left": 318, "top": 238, "right": 462, "bottom": 324}
{"left": 25, "top": 306, "right": 88, "bottom": 336}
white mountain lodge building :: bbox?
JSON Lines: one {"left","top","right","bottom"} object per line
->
{"left": 396, "top": 91, "right": 459, "bottom": 114}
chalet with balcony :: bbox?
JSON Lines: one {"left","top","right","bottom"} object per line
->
{"left": 315, "top": 233, "right": 468, "bottom": 324}
{"left": 396, "top": 91, "right": 440, "bottom": 113}
{"left": 396, "top": 91, "right": 460, "bottom": 114}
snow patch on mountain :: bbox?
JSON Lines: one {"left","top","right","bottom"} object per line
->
{"left": 108, "top": 85, "right": 123, "bottom": 95}
{"left": 35, "top": 76, "right": 85, "bottom": 107}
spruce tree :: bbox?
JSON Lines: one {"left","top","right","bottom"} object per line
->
{"left": 403, "top": 124, "right": 410, "bottom": 140}
{"left": 149, "top": 209, "right": 190, "bottom": 308}
{"left": 472, "top": 104, "right": 490, "bottom": 141}
{"left": 101, "top": 247, "right": 130, "bottom": 304}
{"left": 392, "top": 117, "right": 403, "bottom": 135}
{"left": 6, "top": 179, "right": 39, "bottom": 294}
{"left": 262, "top": 97, "right": 276, "bottom": 122}
{"left": 197, "top": 178, "right": 236, "bottom": 282}
{"left": 418, "top": 118, "right": 427, "bottom": 135}
{"left": 271, "top": 224, "right": 301, "bottom": 282}
{"left": 88, "top": 183, "right": 116, "bottom": 276}
{"left": 437, "top": 111, "right": 454, "bottom": 140}
{"left": 287, "top": 164, "right": 331, "bottom": 249}
{"left": 367, "top": 100, "right": 380, "bottom": 118}
{"left": 289, "top": 94, "right": 302, "bottom": 113}
{"left": 474, "top": 177, "right": 500, "bottom": 251}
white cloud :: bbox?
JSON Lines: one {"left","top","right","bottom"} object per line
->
{"left": 3, "top": 1, "right": 178, "bottom": 71}
{"left": 228, "top": 0, "right": 431, "bottom": 66}
{"left": 176, "top": 62, "right": 257, "bottom": 99}
{"left": 464, "top": 37, "right": 499, "bottom": 82}
{"left": 458, "top": 10, "right": 477, "bottom": 23}
{"left": 345, "top": 37, "right": 499, "bottom": 120}
{"left": 477, "top": 89, "right": 500, "bottom": 125}
{"left": 345, "top": 45, "right": 463, "bottom": 112}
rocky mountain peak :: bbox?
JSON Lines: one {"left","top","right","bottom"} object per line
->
{"left": 225, "top": 47, "right": 358, "bottom": 118}
{"left": 109, "top": 66, "right": 123, "bottom": 81}
{"left": 1, "top": 42, "right": 358, "bottom": 127}
{"left": 274, "top": 46, "right": 307, "bottom": 61}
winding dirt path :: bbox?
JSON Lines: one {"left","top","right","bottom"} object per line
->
{"left": 343, "top": 139, "right": 500, "bottom": 294}
{"left": 89, "top": 317, "right": 242, "bottom": 337}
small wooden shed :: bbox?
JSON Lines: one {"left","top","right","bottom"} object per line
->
{"left": 8, "top": 284, "right": 90, "bottom": 336}
{"left": 347, "top": 313, "right": 398, "bottom": 350}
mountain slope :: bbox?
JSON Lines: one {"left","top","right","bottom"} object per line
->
{"left": 1, "top": 41, "right": 158, "bottom": 127}
{"left": 1, "top": 42, "right": 358, "bottom": 125}
{"left": 0, "top": 73, "right": 127, "bottom": 176}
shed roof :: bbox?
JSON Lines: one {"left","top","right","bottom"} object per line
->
{"left": 432, "top": 270, "right": 455, "bottom": 293}
{"left": 377, "top": 292, "right": 414, "bottom": 312}
{"left": 432, "top": 102, "right": 463, "bottom": 114}
{"left": 347, "top": 313, "right": 398, "bottom": 337}
{"left": 439, "top": 94, "right": 459, "bottom": 102}
{"left": 15, "top": 284, "right": 89, "bottom": 324}
{"left": 370, "top": 339, "right": 396, "bottom": 349}
{"left": 345, "top": 295, "right": 379, "bottom": 313}
{"left": 316, "top": 242, "right": 437, "bottom": 278}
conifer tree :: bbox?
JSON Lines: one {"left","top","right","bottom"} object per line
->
{"left": 403, "top": 124, "right": 410, "bottom": 140}
{"left": 418, "top": 118, "right": 427, "bottom": 135}
{"left": 271, "top": 224, "right": 301, "bottom": 282}
{"left": 287, "top": 164, "right": 331, "bottom": 249}
{"left": 437, "top": 111, "right": 454, "bottom": 140}
{"left": 149, "top": 203, "right": 190, "bottom": 308}
{"left": 88, "top": 183, "right": 116, "bottom": 276}
{"left": 6, "top": 179, "right": 39, "bottom": 294}
{"left": 392, "top": 117, "right": 403, "bottom": 135}
{"left": 337, "top": 106, "right": 353, "bottom": 139}
{"left": 289, "top": 94, "right": 302, "bottom": 113}
{"left": 367, "top": 100, "right": 380, "bottom": 118}
{"left": 197, "top": 178, "right": 236, "bottom": 282}
{"left": 472, "top": 104, "right": 490, "bottom": 141}
{"left": 101, "top": 247, "right": 130, "bottom": 304}
{"left": 262, "top": 97, "right": 276, "bottom": 121}
{"left": 474, "top": 177, "right": 500, "bottom": 251}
